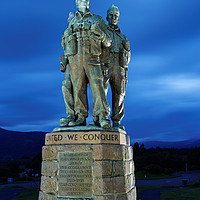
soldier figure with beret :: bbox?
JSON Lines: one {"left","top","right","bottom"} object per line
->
{"left": 97, "top": 5, "right": 131, "bottom": 130}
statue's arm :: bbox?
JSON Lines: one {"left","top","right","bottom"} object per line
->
{"left": 60, "top": 12, "right": 74, "bottom": 72}
{"left": 99, "top": 17, "right": 112, "bottom": 47}
{"left": 62, "top": 12, "right": 75, "bottom": 50}
{"left": 61, "top": 33, "right": 65, "bottom": 50}
{"left": 119, "top": 35, "right": 131, "bottom": 68}
{"left": 123, "top": 34, "right": 131, "bottom": 63}
{"left": 90, "top": 16, "right": 111, "bottom": 47}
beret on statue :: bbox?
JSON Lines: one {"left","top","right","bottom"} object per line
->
{"left": 107, "top": 5, "right": 120, "bottom": 16}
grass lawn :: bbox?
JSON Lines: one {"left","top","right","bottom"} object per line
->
{"left": 161, "top": 179, "right": 200, "bottom": 200}
{"left": 137, "top": 178, "right": 200, "bottom": 198}
{"left": 136, "top": 171, "right": 180, "bottom": 180}
{"left": 11, "top": 186, "right": 40, "bottom": 200}
{"left": 161, "top": 187, "right": 200, "bottom": 200}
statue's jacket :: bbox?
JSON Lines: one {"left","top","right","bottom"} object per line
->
{"left": 100, "top": 25, "right": 131, "bottom": 122}
{"left": 62, "top": 10, "right": 111, "bottom": 62}
{"left": 101, "top": 25, "right": 130, "bottom": 69}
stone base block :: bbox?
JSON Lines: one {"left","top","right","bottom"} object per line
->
{"left": 39, "top": 131, "right": 136, "bottom": 200}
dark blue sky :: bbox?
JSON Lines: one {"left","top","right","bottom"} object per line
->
{"left": 1, "top": 0, "right": 200, "bottom": 142}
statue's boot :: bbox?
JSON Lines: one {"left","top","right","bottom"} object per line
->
{"left": 113, "top": 121, "right": 125, "bottom": 131}
{"left": 89, "top": 116, "right": 100, "bottom": 127}
{"left": 68, "top": 116, "right": 86, "bottom": 126}
{"left": 99, "top": 116, "right": 112, "bottom": 129}
{"left": 60, "top": 115, "right": 75, "bottom": 127}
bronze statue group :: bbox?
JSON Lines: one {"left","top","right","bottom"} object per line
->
{"left": 60, "top": 0, "right": 130, "bottom": 130}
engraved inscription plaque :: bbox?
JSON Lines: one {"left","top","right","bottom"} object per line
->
{"left": 45, "top": 131, "right": 129, "bottom": 146}
{"left": 58, "top": 151, "right": 93, "bottom": 198}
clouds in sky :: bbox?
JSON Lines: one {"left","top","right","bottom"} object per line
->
{"left": 0, "top": 0, "right": 200, "bottom": 142}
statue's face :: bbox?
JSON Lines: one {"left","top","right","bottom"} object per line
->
{"left": 107, "top": 13, "right": 119, "bottom": 26}
{"left": 77, "top": 0, "right": 90, "bottom": 11}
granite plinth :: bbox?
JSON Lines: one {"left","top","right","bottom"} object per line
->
{"left": 39, "top": 129, "right": 136, "bottom": 200}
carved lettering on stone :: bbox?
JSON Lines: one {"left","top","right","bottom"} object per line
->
{"left": 58, "top": 151, "right": 93, "bottom": 198}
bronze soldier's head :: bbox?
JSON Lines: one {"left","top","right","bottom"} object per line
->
{"left": 76, "top": 0, "right": 90, "bottom": 11}
{"left": 107, "top": 5, "right": 120, "bottom": 26}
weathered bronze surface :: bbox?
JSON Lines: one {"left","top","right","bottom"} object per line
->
{"left": 53, "top": 125, "right": 126, "bottom": 134}
{"left": 60, "top": 1, "right": 130, "bottom": 131}
{"left": 101, "top": 5, "right": 130, "bottom": 130}
{"left": 61, "top": 0, "right": 112, "bottom": 129}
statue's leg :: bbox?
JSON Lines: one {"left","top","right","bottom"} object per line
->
{"left": 101, "top": 64, "right": 111, "bottom": 95}
{"left": 110, "top": 64, "right": 127, "bottom": 129}
{"left": 89, "top": 64, "right": 111, "bottom": 127}
{"left": 60, "top": 66, "right": 76, "bottom": 126}
{"left": 68, "top": 55, "right": 88, "bottom": 126}
{"left": 85, "top": 61, "right": 111, "bottom": 129}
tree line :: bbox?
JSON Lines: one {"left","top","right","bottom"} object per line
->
{"left": 133, "top": 142, "right": 200, "bottom": 174}
{"left": 1, "top": 143, "right": 200, "bottom": 182}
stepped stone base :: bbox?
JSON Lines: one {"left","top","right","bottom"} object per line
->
{"left": 39, "top": 130, "right": 136, "bottom": 200}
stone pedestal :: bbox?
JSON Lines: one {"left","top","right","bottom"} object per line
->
{"left": 39, "top": 130, "right": 136, "bottom": 200}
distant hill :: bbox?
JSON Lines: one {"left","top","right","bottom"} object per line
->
{"left": 143, "top": 139, "right": 200, "bottom": 149}
{"left": 1, "top": 127, "right": 200, "bottom": 160}
{"left": 0, "top": 128, "right": 46, "bottom": 160}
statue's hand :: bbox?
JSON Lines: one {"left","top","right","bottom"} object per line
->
{"left": 91, "top": 24, "right": 102, "bottom": 37}
{"left": 60, "top": 58, "right": 68, "bottom": 72}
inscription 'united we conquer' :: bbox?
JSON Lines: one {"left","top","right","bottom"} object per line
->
{"left": 45, "top": 131, "right": 125, "bottom": 145}
{"left": 53, "top": 133, "right": 119, "bottom": 142}
{"left": 58, "top": 151, "right": 93, "bottom": 198}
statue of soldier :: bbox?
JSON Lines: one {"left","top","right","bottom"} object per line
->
{"left": 59, "top": 55, "right": 75, "bottom": 127}
{"left": 100, "top": 5, "right": 131, "bottom": 130}
{"left": 59, "top": 13, "right": 76, "bottom": 127}
{"left": 61, "top": 0, "right": 112, "bottom": 129}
